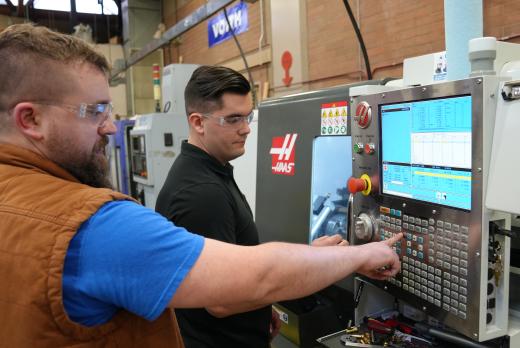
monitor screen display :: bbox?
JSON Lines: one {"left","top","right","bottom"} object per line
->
{"left": 380, "top": 95, "right": 472, "bottom": 210}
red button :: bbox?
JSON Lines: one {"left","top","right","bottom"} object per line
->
{"left": 355, "top": 101, "right": 371, "bottom": 128}
{"left": 348, "top": 177, "right": 367, "bottom": 193}
{"left": 364, "top": 143, "right": 375, "bottom": 154}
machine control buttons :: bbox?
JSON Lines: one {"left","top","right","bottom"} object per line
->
{"left": 378, "top": 211, "right": 473, "bottom": 320}
{"left": 364, "top": 143, "right": 376, "bottom": 154}
{"left": 380, "top": 206, "right": 391, "bottom": 214}
{"left": 355, "top": 101, "right": 372, "bottom": 128}
{"left": 354, "top": 213, "right": 374, "bottom": 241}
{"left": 353, "top": 142, "right": 364, "bottom": 154}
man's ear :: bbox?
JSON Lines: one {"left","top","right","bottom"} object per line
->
{"left": 12, "top": 102, "right": 45, "bottom": 140}
{"left": 187, "top": 113, "right": 205, "bottom": 135}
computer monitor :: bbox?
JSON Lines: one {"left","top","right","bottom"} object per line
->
{"left": 379, "top": 95, "right": 472, "bottom": 210}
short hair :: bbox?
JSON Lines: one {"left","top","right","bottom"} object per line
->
{"left": 0, "top": 23, "right": 109, "bottom": 114}
{"left": 184, "top": 65, "right": 251, "bottom": 115}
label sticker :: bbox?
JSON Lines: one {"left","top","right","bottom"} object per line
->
{"left": 321, "top": 101, "right": 348, "bottom": 135}
{"left": 433, "top": 51, "right": 447, "bottom": 81}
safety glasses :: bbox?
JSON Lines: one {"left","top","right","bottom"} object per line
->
{"left": 202, "top": 110, "right": 254, "bottom": 128}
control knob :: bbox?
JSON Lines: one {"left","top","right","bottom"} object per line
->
{"left": 354, "top": 213, "right": 374, "bottom": 241}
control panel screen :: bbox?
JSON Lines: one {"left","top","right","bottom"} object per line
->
{"left": 380, "top": 95, "right": 472, "bottom": 210}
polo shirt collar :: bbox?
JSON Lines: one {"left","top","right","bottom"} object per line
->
{"left": 181, "top": 140, "right": 234, "bottom": 177}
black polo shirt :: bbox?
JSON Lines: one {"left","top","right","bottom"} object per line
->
{"left": 156, "top": 141, "right": 271, "bottom": 348}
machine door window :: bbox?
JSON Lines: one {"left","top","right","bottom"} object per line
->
{"left": 309, "top": 136, "right": 352, "bottom": 243}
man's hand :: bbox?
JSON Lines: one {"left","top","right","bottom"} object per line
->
{"left": 311, "top": 234, "right": 349, "bottom": 247}
{"left": 270, "top": 307, "right": 282, "bottom": 341}
{"left": 354, "top": 233, "right": 403, "bottom": 280}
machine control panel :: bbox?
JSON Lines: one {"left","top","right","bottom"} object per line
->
{"left": 349, "top": 78, "right": 508, "bottom": 342}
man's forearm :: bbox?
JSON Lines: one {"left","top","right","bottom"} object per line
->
{"left": 203, "top": 241, "right": 363, "bottom": 316}
{"left": 249, "top": 242, "right": 366, "bottom": 304}
{"left": 171, "top": 239, "right": 374, "bottom": 309}
{"left": 206, "top": 302, "right": 268, "bottom": 318}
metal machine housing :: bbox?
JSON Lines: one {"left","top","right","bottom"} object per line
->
{"left": 349, "top": 77, "right": 510, "bottom": 342}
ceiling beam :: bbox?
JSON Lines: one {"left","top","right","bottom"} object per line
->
{"left": 111, "top": 0, "right": 234, "bottom": 79}
{"left": 17, "top": 0, "right": 24, "bottom": 17}
{"left": 4, "top": 0, "right": 15, "bottom": 11}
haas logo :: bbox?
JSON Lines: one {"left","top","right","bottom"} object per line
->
{"left": 270, "top": 134, "right": 298, "bottom": 176}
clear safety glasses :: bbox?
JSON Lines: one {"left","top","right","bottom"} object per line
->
{"left": 202, "top": 110, "right": 254, "bottom": 128}
{"left": 35, "top": 101, "right": 113, "bottom": 127}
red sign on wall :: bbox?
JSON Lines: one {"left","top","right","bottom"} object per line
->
{"left": 281, "top": 51, "right": 293, "bottom": 87}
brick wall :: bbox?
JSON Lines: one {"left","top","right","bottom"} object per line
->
{"left": 163, "top": 0, "right": 520, "bottom": 94}
{"left": 163, "top": 0, "right": 270, "bottom": 102}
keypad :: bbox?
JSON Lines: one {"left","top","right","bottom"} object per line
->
{"left": 378, "top": 207, "right": 469, "bottom": 320}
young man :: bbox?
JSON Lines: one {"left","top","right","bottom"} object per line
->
{"left": 155, "top": 66, "right": 344, "bottom": 347}
{"left": 0, "top": 24, "right": 402, "bottom": 347}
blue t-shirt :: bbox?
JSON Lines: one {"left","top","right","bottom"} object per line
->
{"left": 62, "top": 200, "right": 204, "bottom": 326}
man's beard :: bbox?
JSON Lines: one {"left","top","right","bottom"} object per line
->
{"left": 49, "top": 133, "right": 114, "bottom": 189}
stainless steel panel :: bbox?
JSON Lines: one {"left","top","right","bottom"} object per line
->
{"left": 349, "top": 78, "right": 492, "bottom": 340}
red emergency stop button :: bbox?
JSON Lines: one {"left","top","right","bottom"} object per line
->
{"left": 355, "top": 101, "right": 372, "bottom": 128}
{"left": 347, "top": 174, "right": 372, "bottom": 196}
{"left": 348, "top": 177, "right": 367, "bottom": 193}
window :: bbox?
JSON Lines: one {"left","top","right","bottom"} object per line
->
{"left": 33, "top": 0, "right": 118, "bottom": 15}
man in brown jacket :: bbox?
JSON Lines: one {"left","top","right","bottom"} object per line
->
{"left": 0, "top": 23, "right": 402, "bottom": 347}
